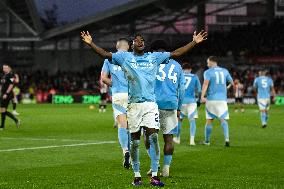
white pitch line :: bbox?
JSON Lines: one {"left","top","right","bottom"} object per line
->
{"left": 1, "top": 137, "right": 99, "bottom": 142}
{"left": 0, "top": 141, "right": 116, "bottom": 152}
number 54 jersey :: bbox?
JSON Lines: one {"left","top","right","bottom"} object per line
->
{"left": 204, "top": 67, "right": 233, "bottom": 101}
{"left": 155, "top": 59, "right": 185, "bottom": 110}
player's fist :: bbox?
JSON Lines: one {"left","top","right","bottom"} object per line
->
{"left": 80, "top": 31, "right": 93, "bottom": 45}
{"left": 2, "top": 94, "right": 7, "bottom": 99}
{"left": 201, "top": 97, "right": 206, "bottom": 103}
{"left": 193, "top": 30, "right": 208, "bottom": 44}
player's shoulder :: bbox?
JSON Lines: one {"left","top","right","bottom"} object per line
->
{"left": 169, "top": 59, "right": 182, "bottom": 68}
{"left": 204, "top": 68, "right": 213, "bottom": 75}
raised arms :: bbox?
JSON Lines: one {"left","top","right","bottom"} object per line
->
{"left": 170, "top": 30, "right": 208, "bottom": 58}
{"left": 81, "top": 31, "right": 112, "bottom": 59}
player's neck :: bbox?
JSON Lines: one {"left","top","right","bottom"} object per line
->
{"left": 133, "top": 50, "right": 144, "bottom": 56}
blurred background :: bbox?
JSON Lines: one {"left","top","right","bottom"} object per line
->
{"left": 0, "top": 0, "right": 283, "bottom": 104}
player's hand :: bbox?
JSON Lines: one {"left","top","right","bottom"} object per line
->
{"left": 201, "top": 97, "right": 206, "bottom": 103}
{"left": 80, "top": 31, "right": 93, "bottom": 45}
{"left": 193, "top": 30, "right": 208, "bottom": 44}
{"left": 3, "top": 94, "right": 7, "bottom": 99}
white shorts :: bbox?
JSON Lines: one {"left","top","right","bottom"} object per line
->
{"left": 112, "top": 93, "right": 128, "bottom": 118}
{"left": 206, "top": 100, "right": 229, "bottom": 120}
{"left": 180, "top": 103, "right": 198, "bottom": 119}
{"left": 159, "top": 110, "right": 178, "bottom": 135}
{"left": 257, "top": 98, "right": 270, "bottom": 111}
{"left": 127, "top": 102, "right": 159, "bottom": 133}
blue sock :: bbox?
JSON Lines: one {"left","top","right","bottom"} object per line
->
{"left": 177, "top": 120, "right": 182, "bottom": 138}
{"left": 221, "top": 120, "right": 229, "bottom": 142}
{"left": 205, "top": 124, "right": 213, "bottom": 143}
{"left": 189, "top": 119, "right": 196, "bottom": 137}
{"left": 130, "top": 140, "right": 140, "bottom": 172}
{"left": 164, "top": 155, "right": 172, "bottom": 166}
{"left": 118, "top": 128, "right": 129, "bottom": 151}
{"left": 261, "top": 112, "right": 267, "bottom": 125}
{"left": 149, "top": 133, "right": 160, "bottom": 173}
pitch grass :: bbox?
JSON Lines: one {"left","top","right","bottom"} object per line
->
{"left": 0, "top": 104, "right": 283, "bottom": 189}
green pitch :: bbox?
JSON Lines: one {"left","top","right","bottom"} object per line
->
{"left": 0, "top": 104, "right": 283, "bottom": 189}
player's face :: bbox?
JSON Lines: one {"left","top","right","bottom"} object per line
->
{"left": 3, "top": 65, "right": 10, "bottom": 74}
{"left": 133, "top": 36, "right": 145, "bottom": 52}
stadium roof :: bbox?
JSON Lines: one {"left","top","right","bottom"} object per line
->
{"left": 0, "top": 0, "right": 273, "bottom": 42}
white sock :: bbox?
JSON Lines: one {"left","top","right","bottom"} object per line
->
{"left": 134, "top": 172, "right": 141, "bottom": 178}
{"left": 152, "top": 172, "right": 157, "bottom": 177}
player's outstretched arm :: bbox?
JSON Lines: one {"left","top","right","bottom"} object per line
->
{"left": 170, "top": 30, "right": 207, "bottom": 58}
{"left": 81, "top": 31, "right": 112, "bottom": 59}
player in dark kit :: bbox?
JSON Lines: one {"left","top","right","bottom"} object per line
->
{"left": 0, "top": 64, "right": 20, "bottom": 130}
{"left": 12, "top": 73, "right": 20, "bottom": 116}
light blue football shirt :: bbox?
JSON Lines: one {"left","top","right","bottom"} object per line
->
{"left": 253, "top": 76, "right": 273, "bottom": 99}
{"left": 101, "top": 59, "right": 128, "bottom": 94}
{"left": 183, "top": 72, "right": 201, "bottom": 104}
{"left": 112, "top": 51, "right": 170, "bottom": 103}
{"left": 155, "top": 59, "right": 185, "bottom": 110}
{"left": 204, "top": 66, "right": 233, "bottom": 101}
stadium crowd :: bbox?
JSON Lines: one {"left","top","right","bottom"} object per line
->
{"left": 13, "top": 64, "right": 283, "bottom": 103}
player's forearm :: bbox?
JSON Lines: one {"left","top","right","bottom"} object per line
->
{"left": 5, "top": 84, "right": 14, "bottom": 94}
{"left": 89, "top": 42, "right": 112, "bottom": 59}
{"left": 271, "top": 87, "right": 276, "bottom": 96}
{"left": 201, "top": 84, "right": 208, "bottom": 99}
{"left": 227, "top": 83, "right": 233, "bottom": 90}
{"left": 102, "top": 77, "right": 112, "bottom": 87}
{"left": 170, "top": 41, "right": 197, "bottom": 58}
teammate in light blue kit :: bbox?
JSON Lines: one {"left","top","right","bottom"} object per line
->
{"left": 101, "top": 38, "right": 131, "bottom": 169}
{"left": 253, "top": 70, "right": 275, "bottom": 128}
{"left": 151, "top": 40, "right": 185, "bottom": 177}
{"left": 201, "top": 56, "right": 234, "bottom": 147}
{"left": 81, "top": 30, "right": 207, "bottom": 187}
{"left": 174, "top": 63, "right": 201, "bottom": 145}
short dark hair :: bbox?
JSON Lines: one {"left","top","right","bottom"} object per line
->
{"left": 150, "top": 40, "right": 168, "bottom": 51}
{"left": 132, "top": 33, "right": 144, "bottom": 41}
{"left": 182, "top": 63, "right": 192, "bottom": 70}
{"left": 208, "top": 56, "right": 218, "bottom": 63}
{"left": 2, "top": 63, "right": 11, "bottom": 68}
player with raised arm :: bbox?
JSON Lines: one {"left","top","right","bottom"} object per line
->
{"left": 200, "top": 56, "right": 233, "bottom": 147}
{"left": 101, "top": 38, "right": 131, "bottom": 169}
{"left": 81, "top": 30, "right": 207, "bottom": 187}
{"left": 174, "top": 63, "right": 201, "bottom": 145}
{"left": 0, "top": 64, "right": 20, "bottom": 130}
{"left": 253, "top": 70, "right": 275, "bottom": 128}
